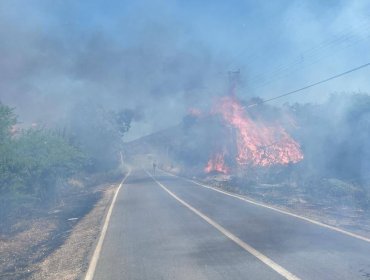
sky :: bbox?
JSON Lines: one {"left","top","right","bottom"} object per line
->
{"left": 0, "top": 0, "right": 370, "bottom": 140}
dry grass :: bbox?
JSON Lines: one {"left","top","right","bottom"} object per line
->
{"left": 30, "top": 186, "right": 116, "bottom": 280}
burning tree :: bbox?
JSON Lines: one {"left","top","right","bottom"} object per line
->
{"left": 204, "top": 96, "right": 303, "bottom": 174}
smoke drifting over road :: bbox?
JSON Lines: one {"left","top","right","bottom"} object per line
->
{"left": 2, "top": 3, "right": 370, "bottom": 278}
{"left": 1, "top": 0, "right": 370, "bottom": 141}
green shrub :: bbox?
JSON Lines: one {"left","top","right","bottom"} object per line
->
{"left": 0, "top": 103, "right": 86, "bottom": 200}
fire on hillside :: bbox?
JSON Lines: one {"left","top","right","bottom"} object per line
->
{"left": 204, "top": 96, "right": 303, "bottom": 174}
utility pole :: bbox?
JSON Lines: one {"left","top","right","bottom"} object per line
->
{"left": 227, "top": 70, "right": 241, "bottom": 172}
{"left": 228, "top": 69, "right": 240, "bottom": 97}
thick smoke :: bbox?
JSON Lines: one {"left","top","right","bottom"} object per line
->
{"left": 0, "top": 0, "right": 229, "bottom": 140}
{"left": 0, "top": 0, "right": 369, "bottom": 141}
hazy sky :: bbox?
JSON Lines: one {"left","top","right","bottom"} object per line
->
{"left": 0, "top": 0, "right": 370, "bottom": 140}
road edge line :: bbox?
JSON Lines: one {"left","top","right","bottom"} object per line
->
{"left": 160, "top": 169, "right": 370, "bottom": 244}
{"left": 147, "top": 171, "right": 301, "bottom": 280}
{"left": 84, "top": 168, "right": 131, "bottom": 280}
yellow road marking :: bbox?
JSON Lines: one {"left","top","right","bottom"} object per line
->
{"left": 160, "top": 169, "right": 370, "bottom": 244}
{"left": 147, "top": 171, "right": 301, "bottom": 280}
{"left": 84, "top": 168, "right": 131, "bottom": 280}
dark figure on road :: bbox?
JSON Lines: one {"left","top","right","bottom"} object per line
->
{"left": 152, "top": 162, "right": 157, "bottom": 175}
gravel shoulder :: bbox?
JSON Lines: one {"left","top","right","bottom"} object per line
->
{"left": 30, "top": 185, "right": 116, "bottom": 280}
{"left": 0, "top": 175, "right": 121, "bottom": 280}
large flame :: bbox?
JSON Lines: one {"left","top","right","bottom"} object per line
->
{"left": 205, "top": 96, "right": 303, "bottom": 173}
{"left": 204, "top": 151, "right": 229, "bottom": 174}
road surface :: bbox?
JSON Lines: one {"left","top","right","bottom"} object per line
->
{"left": 91, "top": 169, "right": 370, "bottom": 280}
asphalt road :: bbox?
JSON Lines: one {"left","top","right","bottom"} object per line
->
{"left": 92, "top": 169, "right": 370, "bottom": 280}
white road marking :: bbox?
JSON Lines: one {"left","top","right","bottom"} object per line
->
{"left": 84, "top": 169, "right": 131, "bottom": 280}
{"left": 159, "top": 169, "right": 370, "bottom": 244}
{"left": 147, "top": 171, "right": 301, "bottom": 280}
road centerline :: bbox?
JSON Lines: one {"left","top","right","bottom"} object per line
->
{"left": 147, "top": 171, "right": 301, "bottom": 280}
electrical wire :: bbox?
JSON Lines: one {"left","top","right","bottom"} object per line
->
{"left": 247, "top": 62, "right": 370, "bottom": 107}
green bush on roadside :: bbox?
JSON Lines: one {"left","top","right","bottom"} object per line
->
{"left": 0, "top": 103, "right": 86, "bottom": 200}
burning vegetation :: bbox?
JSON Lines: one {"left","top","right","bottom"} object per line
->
{"left": 204, "top": 96, "right": 303, "bottom": 174}
{"left": 204, "top": 151, "right": 229, "bottom": 174}
{"left": 124, "top": 93, "right": 370, "bottom": 216}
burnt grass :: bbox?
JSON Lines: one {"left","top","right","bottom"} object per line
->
{"left": 199, "top": 172, "right": 370, "bottom": 236}
{"left": 0, "top": 172, "right": 122, "bottom": 280}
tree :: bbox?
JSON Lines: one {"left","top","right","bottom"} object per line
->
{"left": 12, "top": 129, "right": 86, "bottom": 199}
{"left": 0, "top": 103, "right": 86, "bottom": 199}
{"left": 0, "top": 103, "right": 19, "bottom": 193}
{"left": 66, "top": 102, "right": 136, "bottom": 171}
{"left": 0, "top": 103, "right": 16, "bottom": 143}
{"left": 109, "top": 109, "right": 137, "bottom": 137}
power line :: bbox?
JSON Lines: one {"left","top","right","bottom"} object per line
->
{"left": 226, "top": 19, "right": 370, "bottom": 92}
{"left": 249, "top": 32, "right": 370, "bottom": 90}
{"left": 247, "top": 61, "right": 370, "bottom": 107}
{"left": 248, "top": 32, "right": 370, "bottom": 89}
{"left": 228, "top": 18, "right": 370, "bottom": 72}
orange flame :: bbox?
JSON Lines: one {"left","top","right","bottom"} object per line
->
{"left": 204, "top": 151, "right": 229, "bottom": 174}
{"left": 188, "top": 108, "right": 202, "bottom": 117}
{"left": 205, "top": 96, "right": 303, "bottom": 173}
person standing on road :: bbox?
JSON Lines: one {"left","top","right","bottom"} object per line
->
{"left": 152, "top": 161, "right": 157, "bottom": 175}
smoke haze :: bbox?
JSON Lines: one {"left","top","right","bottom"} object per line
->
{"left": 0, "top": 0, "right": 370, "bottom": 140}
